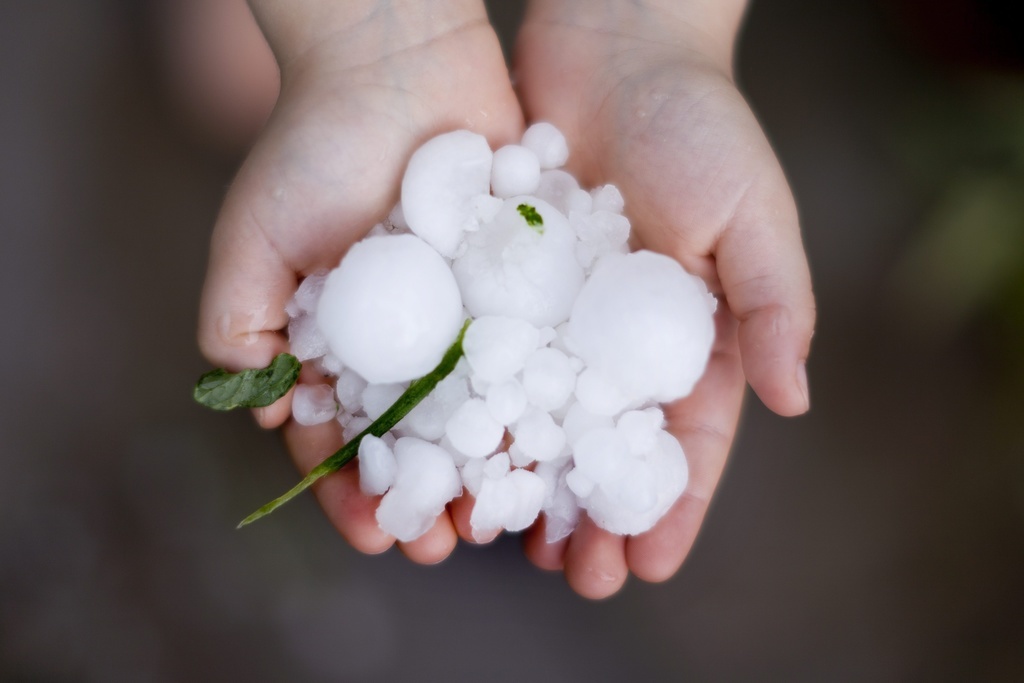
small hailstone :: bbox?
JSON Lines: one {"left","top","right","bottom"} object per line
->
{"left": 574, "top": 367, "right": 633, "bottom": 417}
{"left": 561, "top": 400, "right": 615, "bottom": 446}
{"left": 491, "top": 145, "right": 541, "bottom": 198}
{"left": 565, "top": 468, "right": 596, "bottom": 498}
{"left": 567, "top": 251, "right": 716, "bottom": 405}
{"left": 376, "top": 438, "right": 462, "bottom": 542}
{"left": 521, "top": 122, "right": 569, "bottom": 170}
{"left": 401, "top": 130, "right": 493, "bottom": 257}
{"left": 445, "top": 398, "right": 504, "bottom": 458}
{"left": 590, "top": 184, "right": 625, "bottom": 214}
{"left": 398, "top": 371, "right": 469, "bottom": 441}
{"left": 470, "top": 475, "right": 515, "bottom": 537}
{"left": 358, "top": 435, "right": 397, "bottom": 496}
{"left": 287, "top": 315, "right": 329, "bottom": 362}
{"left": 471, "top": 468, "right": 546, "bottom": 536}
{"left": 343, "top": 415, "right": 372, "bottom": 443}
{"left": 617, "top": 407, "right": 666, "bottom": 456}
{"left": 316, "top": 353, "right": 344, "bottom": 377}
{"left": 286, "top": 270, "right": 330, "bottom": 317}
{"left": 503, "top": 469, "right": 547, "bottom": 531}
{"left": 565, "top": 189, "right": 593, "bottom": 216}
{"left": 576, "top": 429, "right": 688, "bottom": 536}
{"left": 394, "top": 397, "right": 445, "bottom": 441}
{"left": 453, "top": 197, "right": 584, "bottom": 328}
{"left": 535, "top": 459, "right": 580, "bottom": 543}
{"left": 508, "top": 443, "right": 535, "bottom": 468}
{"left": 460, "top": 456, "right": 488, "bottom": 497}
{"left": 469, "top": 372, "right": 490, "bottom": 398}
{"left": 534, "top": 170, "right": 580, "bottom": 217}
{"left": 439, "top": 435, "right": 470, "bottom": 467}
{"left": 335, "top": 367, "right": 367, "bottom": 413}
{"left": 521, "top": 347, "right": 576, "bottom": 412}
{"left": 462, "top": 315, "right": 540, "bottom": 383}
{"left": 512, "top": 407, "right": 566, "bottom": 462}
{"left": 317, "top": 234, "right": 464, "bottom": 384}
{"left": 361, "top": 382, "right": 406, "bottom": 421}
{"left": 485, "top": 379, "right": 528, "bottom": 426}
{"left": 571, "top": 210, "right": 631, "bottom": 252}
{"left": 291, "top": 384, "right": 338, "bottom": 426}
{"left": 483, "top": 451, "right": 511, "bottom": 480}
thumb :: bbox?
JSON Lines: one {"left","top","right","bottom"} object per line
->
{"left": 716, "top": 167, "right": 815, "bottom": 416}
{"left": 197, "top": 164, "right": 298, "bottom": 427}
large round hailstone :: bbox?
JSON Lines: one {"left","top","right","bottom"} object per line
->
{"left": 453, "top": 197, "right": 584, "bottom": 328}
{"left": 401, "top": 130, "right": 493, "bottom": 257}
{"left": 317, "top": 234, "right": 463, "bottom": 384}
{"left": 567, "top": 251, "right": 716, "bottom": 405}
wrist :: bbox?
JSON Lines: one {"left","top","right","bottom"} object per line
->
{"left": 523, "top": 0, "right": 747, "bottom": 74}
{"left": 248, "top": 0, "right": 490, "bottom": 72}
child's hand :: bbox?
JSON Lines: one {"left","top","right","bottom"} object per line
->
{"left": 514, "top": 0, "right": 816, "bottom": 598}
{"left": 198, "top": 0, "right": 523, "bottom": 564}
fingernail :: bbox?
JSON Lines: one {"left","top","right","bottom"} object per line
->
{"left": 796, "top": 361, "right": 810, "bottom": 412}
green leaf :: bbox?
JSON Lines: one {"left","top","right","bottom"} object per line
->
{"left": 193, "top": 353, "right": 301, "bottom": 411}
{"left": 517, "top": 203, "right": 544, "bottom": 234}
{"left": 237, "top": 319, "right": 472, "bottom": 528}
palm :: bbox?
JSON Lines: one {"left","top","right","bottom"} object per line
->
{"left": 200, "top": 21, "right": 523, "bottom": 562}
{"left": 513, "top": 15, "right": 813, "bottom": 596}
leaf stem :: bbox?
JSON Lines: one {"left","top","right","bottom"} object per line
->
{"left": 237, "top": 319, "right": 471, "bottom": 528}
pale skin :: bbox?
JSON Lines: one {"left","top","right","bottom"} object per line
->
{"left": 197, "top": 0, "right": 815, "bottom": 599}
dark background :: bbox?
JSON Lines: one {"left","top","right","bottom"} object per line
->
{"left": 2, "top": 1, "right": 1023, "bottom": 680}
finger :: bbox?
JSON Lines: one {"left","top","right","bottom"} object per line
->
{"left": 715, "top": 168, "right": 815, "bottom": 417}
{"left": 626, "top": 309, "right": 745, "bottom": 582}
{"left": 254, "top": 358, "right": 330, "bottom": 430}
{"left": 522, "top": 516, "right": 569, "bottom": 571}
{"left": 282, "top": 419, "right": 395, "bottom": 554}
{"left": 196, "top": 193, "right": 294, "bottom": 371}
{"left": 563, "top": 516, "right": 628, "bottom": 600}
{"left": 449, "top": 491, "right": 502, "bottom": 544}
{"left": 397, "top": 513, "right": 459, "bottom": 565}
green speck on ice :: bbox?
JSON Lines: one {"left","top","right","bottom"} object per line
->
{"left": 517, "top": 203, "right": 544, "bottom": 234}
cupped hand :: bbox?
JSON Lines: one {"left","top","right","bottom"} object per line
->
{"left": 514, "top": 0, "right": 816, "bottom": 598}
{"left": 198, "top": 1, "right": 523, "bottom": 564}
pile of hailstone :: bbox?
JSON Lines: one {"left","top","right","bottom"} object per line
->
{"left": 286, "top": 123, "right": 716, "bottom": 544}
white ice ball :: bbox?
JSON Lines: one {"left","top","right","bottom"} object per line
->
{"left": 512, "top": 407, "right": 566, "bottom": 463}
{"left": 291, "top": 384, "right": 337, "bottom": 426}
{"left": 462, "top": 315, "right": 540, "bottom": 383}
{"left": 485, "top": 379, "right": 528, "bottom": 426}
{"left": 453, "top": 197, "right": 584, "bottom": 328}
{"left": 375, "top": 437, "right": 462, "bottom": 542}
{"left": 521, "top": 122, "right": 569, "bottom": 169}
{"left": 401, "top": 130, "right": 493, "bottom": 257}
{"left": 576, "top": 429, "right": 688, "bottom": 536}
{"left": 567, "top": 251, "right": 716, "bottom": 405}
{"left": 358, "top": 434, "right": 397, "bottom": 496}
{"left": 521, "top": 347, "right": 576, "bottom": 412}
{"left": 491, "top": 145, "right": 541, "bottom": 198}
{"left": 317, "top": 234, "right": 463, "bottom": 384}
{"left": 445, "top": 398, "right": 505, "bottom": 459}
{"left": 287, "top": 314, "right": 329, "bottom": 362}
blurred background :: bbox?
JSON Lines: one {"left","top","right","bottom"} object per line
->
{"left": 2, "top": 0, "right": 1022, "bottom": 680}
